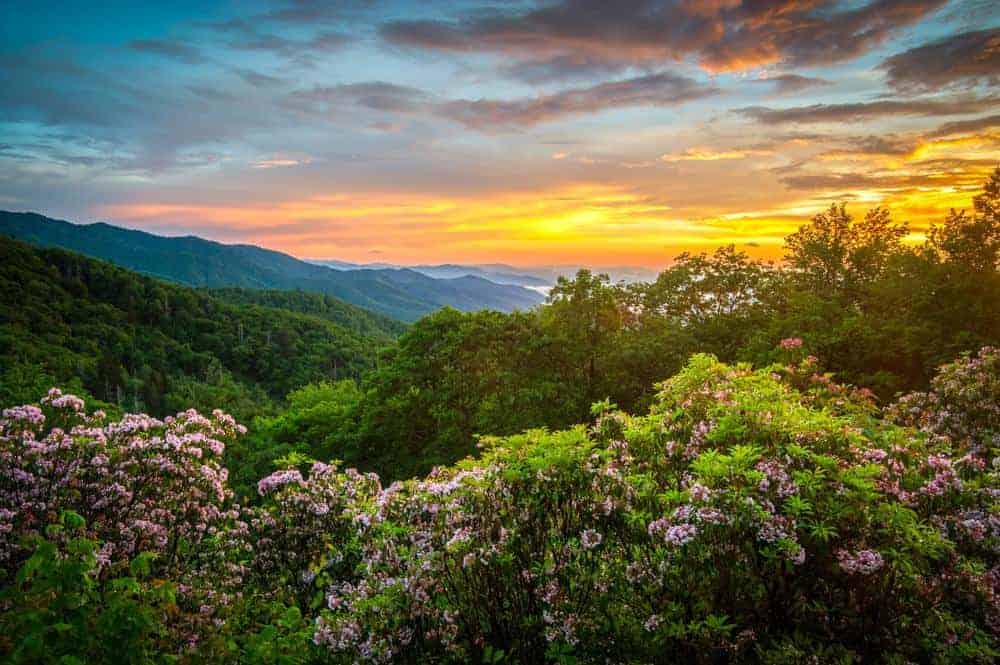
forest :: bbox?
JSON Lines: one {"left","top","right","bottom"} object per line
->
{"left": 0, "top": 239, "right": 403, "bottom": 420}
{"left": 0, "top": 169, "right": 998, "bottom": 663}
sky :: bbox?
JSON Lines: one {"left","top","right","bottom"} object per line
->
{"left": 1, "top": 0, "right": 998, "bottom": 268}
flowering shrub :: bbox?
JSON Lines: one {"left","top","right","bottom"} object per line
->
{"left": 887, "top": 346, "right": 999, "bottom": 458}
{"left": 886, "top": 346, "right": 1000, "bottom": 636}
{"left": 0, "top": 511, "right": 176, "bottom": 664}
{"left": 310, "top": 353, "right": 999, "bottom": 663}
{"left": 0, "top": 389, "right": 251, "bottom": 653}
{"left": 778, "top": 337, "right": 803, "bottom": 350}
{"left": 1, "top": 349, "right": 997, "bottom": 663}
{"left": 249, "top": 460, "right": 382, "bottom": 609}
{"left": 312, "top": 427, "right": 629, "bottom": 662}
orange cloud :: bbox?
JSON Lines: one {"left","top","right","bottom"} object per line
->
{"left": 660, "top": 147, "right": 770, "bottom": 162}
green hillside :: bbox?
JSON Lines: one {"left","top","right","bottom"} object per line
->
{"left": 206, "top": 287, "right": 407, "bottom": 341}
{"left": 0, "top": 236, "right": 397, "bottom": 419}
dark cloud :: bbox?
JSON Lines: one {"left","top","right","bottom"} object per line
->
{"left": 285, "top": 82, "right": 430, "bottom": 114}
{"left": 735, "top": 96, "right": 999, "bottom": 124}
{"left": 780, "top": 160, "right": 997, "bottom": 192}
{"left": 781, "top": 172, "right": 885, "bottom": 190}
{"left": 437, "top": 72, "right": 717, "bottom": 130}
{"left": 501, "top": 54, "right": 633, "bottom": 84}
{"left": 880, "top": 28, "right": 1000, "bottom": 93}
{"left": 337, "top": 82, "right": 429, "bottom": 112}
{"left": 128, "top": 39, "right": 208, "bottom": 65}
{"left": 210, "top": 20, "right": 353, "bottom": 63}
{"left": 285, "top": 73, "right": 714, "bottom": 128}
{"left": 929, "top": 114, "right": 1000, "bottom": 137}
{"left": 834, "top": 134, "right": 916, "bottom": 156}
{"left": 0, "top": 53, "right": 153, "bottom": 128}
{"left": 382, "top": 0, "right": 946, "bottom": 79}
{"left": 753, "top": 74, "right": 832, "bottom": 94}
{"left": 700, "top": 0, "right": 947, "bottom": 71}
{"left": 0, "top": 50, "right": 288, "bottom": 175}
{"left": 230, "top": 29, "right": 352, "bottom": 59}
{"left": 233, "top": 68, "right": 288, "bottom": 88}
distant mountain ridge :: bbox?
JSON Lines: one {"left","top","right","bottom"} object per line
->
{"left": 0, "top": 211, "right": 544, "bottom": 321}
{"left": 311, "top": 259, "right": 551, "bottom": 288}
{"left": 309, "top": 258, "right": 658, "bottom": 286}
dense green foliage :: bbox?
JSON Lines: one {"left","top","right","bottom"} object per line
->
{"left": 0, "top": 211, "right": 544, "bottom": 321}
{"left": 0, "top": 238, "right": 395, "bottom": 420}
{"left": 241, "top": 170, "right": 1000, "bottom": 482}
{"left": 1, "top": 348, "right": 996, "bottom": 663}
{"left": 207, "top": 287, "right": 406, "bottom": 342}
{"left": 0, "top": 513, "right": 176, "bottom": 665}
{"left": 1, "top": 171, "right": 999, "bottom": 661}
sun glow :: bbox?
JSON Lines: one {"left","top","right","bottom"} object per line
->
{"left": 99, "top": 161, "right": 990, "bottom": 268}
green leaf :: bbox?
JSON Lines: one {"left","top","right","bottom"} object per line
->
{"left": 130, "top": 552, "right": 158, "bottom": 578}
{"left": 60, "top": 511, "right": 86, "bottom": 530}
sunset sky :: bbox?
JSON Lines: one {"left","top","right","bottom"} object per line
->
{"left": 1, "top": 0, "right": 998, "bottom": 267}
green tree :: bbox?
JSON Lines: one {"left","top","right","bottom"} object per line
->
{"left": 785, "top": 204, "right": 909, "bottom": 298}
{"left": 929, "top": 166, "right": 1000, "bottom": 272}
{"left": 543, "top": 270, "right": 623, "bottom": 419}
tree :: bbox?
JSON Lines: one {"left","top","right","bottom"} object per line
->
{"left": 627, "top": 246, "right": 773, "bottom": 360}
{"left": 543, "top": 270, "right": 623, "bottom": 418}
{"left": 785, "top": 204, "right": 909, "bottom": 298}
{"left": 929, "top": 165, "right": 1000, "bottom": 272}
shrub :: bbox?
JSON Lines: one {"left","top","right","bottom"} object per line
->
{"left": 249, "top": 460, "right": 381, "bottom": 610}
{"left": 1, "top": 349, "right": 997, "bottom": 663}
{"left": 0, "top": 511, "right": 175, "bottom": 664}
{"left": 310, "top": 354, "right": 998, "bottom": 663}
{"left": 0, "top": 390, "right": 251, "bottom": 654}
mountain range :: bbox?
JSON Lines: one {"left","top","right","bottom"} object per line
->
{"left": 0, "top": 212, "right": 545, "bottom": 321}
{"left": 310, "top": 259, "right": 659, "bottom": 287}
{"left": 310, "top": 259, "right": 552, "bottom": 289}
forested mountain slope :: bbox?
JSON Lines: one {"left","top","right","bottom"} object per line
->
{"left": 0, "top": 211, "right": 545, "bottom": 321}
{"left": 206, "top": 287, "right": 407, "bottom": 341}
{"left": 0, "top": 236, "right": 394, "bottom": 417}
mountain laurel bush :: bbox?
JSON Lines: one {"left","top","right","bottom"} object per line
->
{"left": 1, "top": 349, "right": 997, "bottom": 663}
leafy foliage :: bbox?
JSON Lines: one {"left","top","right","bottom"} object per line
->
{"left": 6, "top": 346, "right": 995, "bottom": 663}
{"left": 0, "top": 513, "right": 176, "bottom": 665}
{"left": 207, "top": 287, "right": 406, "bottom": 342}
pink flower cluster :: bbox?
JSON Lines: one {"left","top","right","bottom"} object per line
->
{"left": 257, "top": 468, "right": 305, "bottom": 495}
{"left": 1, "top": 404, "right": 44, "bottom": 426}
{"left": 779, "top": 337, "right": 804, "bottom": 350}
{"left": 42, "top": 387, "right": 85, "bottom": 412}
{"left": 836, "top": 549, "right": 885, "bottom": 575}
{"left": 0, "top": 389, "right": 251, "bottom": 649}
{"left": 921, "top": 454, "right": 963, "bottom": 496}
{"left": 648, "top": 519, "right": 698, "bottom": 546}
{"left": 580, "top": 529, "right": 602, "bottom": 550}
